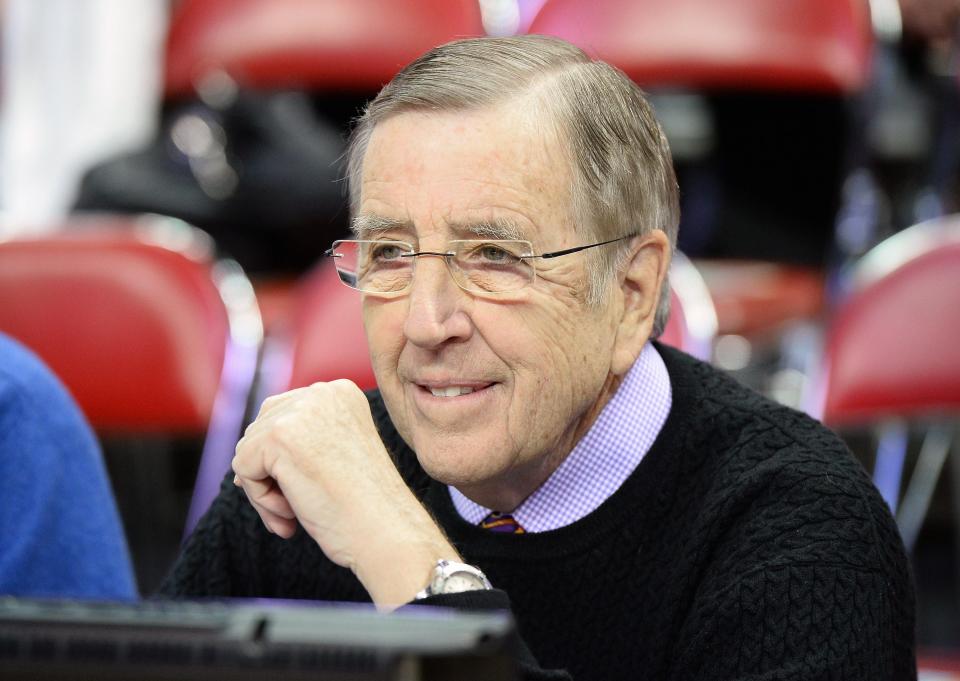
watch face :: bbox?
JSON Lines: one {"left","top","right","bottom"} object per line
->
{"left": 442, "top": 572, "right": 486, "bottom": 593}
{"left": 429, "top": 561, "right": 491, "bottom": 596}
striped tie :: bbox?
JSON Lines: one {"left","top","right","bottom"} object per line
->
{"left": 480, "top": 511, "right": 526, "bottom": 534}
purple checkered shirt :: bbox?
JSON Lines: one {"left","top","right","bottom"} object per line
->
{"left": 449, "top": 342, "right": 672, "bottom": 532}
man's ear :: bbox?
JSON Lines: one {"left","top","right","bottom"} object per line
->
{"left": 610, "top": 230, "right": 670, "bottom": 376}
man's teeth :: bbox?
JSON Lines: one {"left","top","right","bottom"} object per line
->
{"left": 430, "top": 386, "right": 476, "bottom": 397}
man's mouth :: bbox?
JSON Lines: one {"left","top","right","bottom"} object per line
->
{"left": 415, "top": 381, "right": 495, "bottom": 398}
{"left": 429, "top": 386, "right": 477, "bottom": 397}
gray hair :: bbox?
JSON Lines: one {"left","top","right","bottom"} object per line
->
{"left": 345, "top": 35, "right": 679, "bottom": 336}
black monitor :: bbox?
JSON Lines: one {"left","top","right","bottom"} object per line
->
{"left": 0, "top": 597, "right": 518, "bottom": 680}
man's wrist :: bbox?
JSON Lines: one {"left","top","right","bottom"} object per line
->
{"left": 353, "top": 524, "right": 463, "bottom": 609}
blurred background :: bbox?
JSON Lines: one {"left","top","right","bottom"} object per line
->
{"left": 0, "top": 0, "right": 957, "bottom": 674}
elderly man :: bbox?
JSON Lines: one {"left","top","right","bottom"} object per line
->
{"left": 162, "top": 36, "right": 916, "bottom": 680}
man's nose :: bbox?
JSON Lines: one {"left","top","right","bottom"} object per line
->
{"left": 402, "top": 254, "right": 472, "bottom": 349}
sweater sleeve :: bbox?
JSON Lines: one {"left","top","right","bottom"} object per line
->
{"left": 162, "top": 481, "right": 570, "bottom": 679}
{"left": 157, "top": 473, "right": 254, "bottom": 597}
{"left": 162, "top": 473, "right": 570, "bottom": 679}
{"left": 411, "top": 590, "right": 573, "bottom": 681}
{"left": 160, "top": 388, "right": 412, "bottom": 600}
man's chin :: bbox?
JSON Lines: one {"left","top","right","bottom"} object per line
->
{"left": 413, "top": 445, "right": 500, "bottom": 488}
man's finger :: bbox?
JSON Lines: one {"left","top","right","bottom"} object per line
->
{"left": 251, "top": 502, "right": 298, "bottom": 538}
{"left": 235, "top": 477, "right": 299, "bottom": 536}
{"left": 246, "top": 479, "right": 297, "bottom": 520}
{"left": 232, "top": 472, "right": 276, "bottom": 504}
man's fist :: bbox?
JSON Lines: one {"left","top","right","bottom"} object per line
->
{"left": 232, "top": 380, "right": 461, "bottom": 607}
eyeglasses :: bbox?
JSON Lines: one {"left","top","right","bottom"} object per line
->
{"left": 324, "top": 234, "right": 636, "bottom": 295}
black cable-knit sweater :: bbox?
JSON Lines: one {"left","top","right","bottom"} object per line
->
{"left": 160, "top": 344, "right": 916, "bottom": 680}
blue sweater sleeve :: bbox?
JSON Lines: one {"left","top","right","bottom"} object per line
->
{"left": 0, "top": 333, "right": 137, "bottom": 600}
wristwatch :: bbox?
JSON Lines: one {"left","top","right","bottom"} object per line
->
{"left": 415, "top": 559, "right": 493, "bottom": 599}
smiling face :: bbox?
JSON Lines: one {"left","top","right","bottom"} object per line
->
{"left": 357, "top": 105, "right": 630, "bottom": 510}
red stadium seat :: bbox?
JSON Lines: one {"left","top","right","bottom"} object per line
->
{"left": 286, "top": 261, "right": 377, "bottom": 392}
{"left": 528, "top": 0, "right": 873, "bottom": 93}
{"left": 164, "top": 0, "right": 484, "bottom": 96}
{"left": 820, "top": 216, "right": 960, "bottom": 424}
{"left": 0, "top": 215, "right": 262, "bottom": 536}
{"left": 810, "top": 215, "right": 960, "bottom": 552}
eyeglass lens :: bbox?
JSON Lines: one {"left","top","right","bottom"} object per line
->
{"left": 330, "top": 240, "right": 536, "bottom": 294}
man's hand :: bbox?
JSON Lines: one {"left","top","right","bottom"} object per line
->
{"left": 232, "top": 379, "right": 461, "bottom": 608}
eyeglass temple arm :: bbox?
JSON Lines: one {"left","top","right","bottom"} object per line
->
{"left": 534, "top": 234, "right": 637, "bottom": 260}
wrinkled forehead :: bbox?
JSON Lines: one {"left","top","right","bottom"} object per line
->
{"left": 354, "top": 107, "right": 578, "bottom": 247}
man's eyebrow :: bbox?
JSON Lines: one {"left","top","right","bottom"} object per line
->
{"left": 352, "top": 215, "right": 530, "bottom": 241}
{"left": 449, "top": 217, "right": 528, "bottom": 241}
{"left": 351, "top": 215, "right": 410, "bottom": 239}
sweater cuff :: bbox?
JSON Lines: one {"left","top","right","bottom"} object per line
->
{"left": 400, "top": 589, "right": 568, "bottom": 679}
{"left": 407, "top": 587, "right": 512, "bottom": 612}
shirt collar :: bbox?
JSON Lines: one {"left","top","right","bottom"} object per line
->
{"left": 449, "top": 342, "right": 672, "bottom": 531}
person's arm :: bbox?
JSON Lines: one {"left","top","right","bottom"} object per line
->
{"left": 193, "top": 379, "right": 572, "bottom": 679}
{"left": 0, "top": 334, "right": 136, "bottom": 600}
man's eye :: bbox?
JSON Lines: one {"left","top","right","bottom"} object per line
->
{"left": 477, "top": 244, "right": 518, "bottom": 263}
{"left": 371, "top": 244, "right": 405, "bottom": 261}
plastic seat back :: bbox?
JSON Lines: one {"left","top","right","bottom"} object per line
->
{"left": 0, "top": 215, "right": 262, "bottom": 542}
{"left": 286, "top": 261, "right": 377, "bottom": 392}
{"left": 165, "top": 0, "right": 484, "bottom": 96}
{"left": 813, "top": 215, "right": 960, "bottom": 553}
{"left": 0, "top": 217, "right": 247, "bottom": 433}
{"left": 821, "top": 216, "right": 960, "bottom": 425}
{"left": 528, "top": 0, "right": 873, "bottom": 93}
